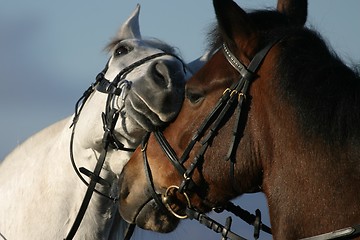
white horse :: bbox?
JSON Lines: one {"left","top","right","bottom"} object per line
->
{"left": 0, "top": 5, "right": 207, "bottom": 240}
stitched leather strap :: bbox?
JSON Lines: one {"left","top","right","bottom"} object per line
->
{"left": 300, "top": 225, "right": 360, "bottom": 240}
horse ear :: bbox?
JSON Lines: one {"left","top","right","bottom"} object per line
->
{"left": 213, "top": 0, "right": 256, "bottom": 50}
{"left": 277, "top": 0, "right": 307, "bottom": 26}
{"left": 186, "top": 50, "right": 215, "bottom": 75}
{"left": 116, "top": 4, "right": 142, "bottom": 40}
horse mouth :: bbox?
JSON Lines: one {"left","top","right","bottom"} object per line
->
{"left": 125, "top": 91, "right": 166, "bottom": 132}
{"left": 125, "top": 197, "right": 180, "bottom": 233}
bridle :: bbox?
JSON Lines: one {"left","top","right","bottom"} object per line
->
{"left": 64, "top": 50, "right": 186, "bottom": 240}
{"left": 141, "top": 40, "right": 360, "bottom": 240}
{"left": 141, "top": 41, "right": 278, "bottom": 240}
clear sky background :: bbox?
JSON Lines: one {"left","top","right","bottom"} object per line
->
{"left": 1, "top": 1, "right": 359, "bottom": 239}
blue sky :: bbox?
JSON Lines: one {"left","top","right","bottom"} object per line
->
{"left": 1, "top": 0, "right": 359, "bottom": 239}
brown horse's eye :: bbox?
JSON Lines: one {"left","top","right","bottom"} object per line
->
{"left": 186, "top": 89, "right": 204, "bottom": 104}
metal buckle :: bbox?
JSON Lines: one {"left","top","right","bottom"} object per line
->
{"left": 162, "top": 185, "right": 192, "bottom": 219}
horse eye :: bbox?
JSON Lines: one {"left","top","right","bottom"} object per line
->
{"left": 115, "top": 45, "right": 131, "bottom": 56}
{"left": 186, "top": 89, "right": 204, "bottom": 104}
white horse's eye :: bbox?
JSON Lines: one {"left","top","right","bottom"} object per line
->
{"left": 115, "top": 45, "right": 131, "bottom": 56}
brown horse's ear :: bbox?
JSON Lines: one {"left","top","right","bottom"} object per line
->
{"left": 277, "top": 0, "right": 307, "bottom": 26}
{"left": 213, "top": 0, "right": 257, "bottom": 52}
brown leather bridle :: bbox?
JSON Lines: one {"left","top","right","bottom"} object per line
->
{"left": 141, "top": 39, "right": 360, "bottom": 240}
{"left": 141, "top": 41, "right": 278, "bottom": 240}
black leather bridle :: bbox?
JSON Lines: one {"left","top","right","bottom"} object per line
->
{"left": 141, "top": 41, "right": 278, "bottom": 240}
{"left": 64, "top": 51, "right": 185, "bottom": 240}
{"left": 141, "top": 41, "right": 360, "bottom": 240}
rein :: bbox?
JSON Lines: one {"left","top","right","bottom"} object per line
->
{"left": 141, "top": 41, "right": 278, "bottom": 240}
{"left": 300, "top": 225, "right": 360, "bottom": 240}
{"left": 64, "top": 51, "right": 183, "bottom": 240}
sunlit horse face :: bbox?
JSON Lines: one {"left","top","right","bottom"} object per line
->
{"left": 107, "top": 7, "right": 187, "bottom": 135}
{"left": 104, "top": 39, "right": 186, "bottom": 138}
{"left": 118, "top": 0, "right": 307, "bottom": 233}
{"left": 79, "top": 5, "right": 187, "bottom": 152}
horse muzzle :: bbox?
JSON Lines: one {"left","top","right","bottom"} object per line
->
{"left": 125, "top": 58, "right": 186, "bottom": 130}
{"left": 118, "top": 151, "right": 179, "bottom": 233}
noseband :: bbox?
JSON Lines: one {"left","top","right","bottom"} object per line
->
{"left": 65, "top": 51, "right": 185, "bottom": 240}
{"left": 141, "top": 41, "right": 278, "bottom": 240}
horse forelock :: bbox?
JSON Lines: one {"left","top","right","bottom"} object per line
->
{"left": 206, "top": 9, "right": 290, "bottom": 54}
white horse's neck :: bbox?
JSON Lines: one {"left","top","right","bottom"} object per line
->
{"left": 75, "top": 88, "right": 144, "bottom": 149}
{"left": 72, "top": 89, "right": 141, "bottom": 173}
{"left": 0, "top": 115, "right": 129, "bottom": 240}
{"left": 64, "top": 95, "right": 135, "bottom": 239}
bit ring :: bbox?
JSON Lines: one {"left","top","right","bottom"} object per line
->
{"left": 162, "top": 185, "right": 192, "bottom": 219}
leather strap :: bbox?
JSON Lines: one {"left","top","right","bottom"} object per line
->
{"left": 65, "top": 133, "right": 112, "bottom": 240}
{"left": 0, "top": 232, "right": 7, "bottom": 240}
{"left": 123, "top": 223, "right": 136, "bottom": 240}
{"left": 185, "top": 208, "right": 246, "bottom": 240}
{"left": 96, "top": 77, "right": 125, "bottom": 95}
{"left": 146, "top": 41, "right": 280, "bottom": 240}
{"left": 300, "top": 225, "right": 360, "bottom": 240}
{"left": 65, "top": 50, "right": 187, "bottom": 240}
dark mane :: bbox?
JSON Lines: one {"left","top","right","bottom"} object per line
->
{"left": 207, "top": 8, "right": 360, "bottom": 144}
{"left": 275, "top": 28, "right": 360, "bottom": 143}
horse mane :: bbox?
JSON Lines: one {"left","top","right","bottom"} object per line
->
{"left": 275, "top": 28, "right": 360, "bottom": 144}
{"left": 207, "top": 8, "right": 360, "bottom": 145}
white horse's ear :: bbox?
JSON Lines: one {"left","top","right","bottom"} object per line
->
{"left": 186, "top": 50, "right": 215, "bottom": 76}
{"left": 116, "top": 4, "right": 141, "bottom": 39}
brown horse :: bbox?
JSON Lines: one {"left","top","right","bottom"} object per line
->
{"left": 118, "top": 0, "right": 360, "bottom": 239}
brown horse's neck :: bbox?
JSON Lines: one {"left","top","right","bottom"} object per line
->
{"left": 229, "top": 51, "right": 360, "bottom": 238}
{"left": 254, "top": 87, "right": 360, "bottom": 239}
{"left": 264, "top": 144, "right": 360, "bottom": 239}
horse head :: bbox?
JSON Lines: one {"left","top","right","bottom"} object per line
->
{"left": 116, "top": 0, "right": 333, "bottom": 237}
{"left": 121, "top": 0, "right": 360, "bottom": 238}
{"left": 74, "top": 5, "right": 187, "bottom": 159}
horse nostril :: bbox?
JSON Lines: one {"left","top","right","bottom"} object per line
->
{"left": 151, "top": 61, "right": 171, "bottom": 89}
